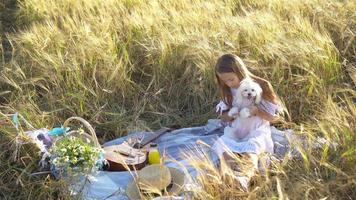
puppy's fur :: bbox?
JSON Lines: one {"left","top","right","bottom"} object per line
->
{"left": 228, "top": 78, "right": 262, "bottom": 118}
{"left": 224, "top": 78, "right": 263, "bottom": 139}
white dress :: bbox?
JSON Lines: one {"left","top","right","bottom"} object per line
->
{"left": 212, "top": 88, "right": 281, "bottom": 156}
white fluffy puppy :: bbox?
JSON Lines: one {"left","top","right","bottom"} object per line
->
{"left": 228, "top": 78, "right": 262, "bottom": 118}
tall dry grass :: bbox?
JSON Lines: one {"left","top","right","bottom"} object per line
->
{"left": 0, "top": 0, "right": 355, "bottom": 199}
{"left": 0, "top": 1, "right": 4, "bottom": 64}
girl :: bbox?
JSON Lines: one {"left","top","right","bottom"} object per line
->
{"left": 212, "top": 53, "right": 284, "bottom": 191}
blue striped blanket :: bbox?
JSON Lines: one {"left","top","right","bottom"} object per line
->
{"left": 80, "top": 119, "right": 293, "bottom": 200}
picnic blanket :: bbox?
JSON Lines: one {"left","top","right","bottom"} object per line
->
{"left": 79, "top": 119, "right": 294, "bottom": 200}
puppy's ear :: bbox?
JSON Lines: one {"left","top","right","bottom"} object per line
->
{"left": 255, "top": 92, "right": 262, "bottom": 104}
{"left": 255, "top": 85, "right": 263, "bottom": 104}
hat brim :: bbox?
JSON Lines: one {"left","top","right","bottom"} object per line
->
{"left": 126, "top": 167, "right": 185, "bottom": 200}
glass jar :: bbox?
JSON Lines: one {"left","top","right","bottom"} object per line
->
{"left": 148, "top": 143, "right": 161, "bottom": 165}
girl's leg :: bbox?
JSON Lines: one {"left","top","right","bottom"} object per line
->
{"left": 241, "top": 153, "right": 258, "bottom": 177}
{"left": 222, "top": 151, "right": 242, "bottom": 171}
{"left": 222, "top": 152, "right": 259, "bottom": 191}
{"left": 222, "top": 152, "right": 258, "bottom": 173}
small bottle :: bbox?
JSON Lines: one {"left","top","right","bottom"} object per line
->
{"left": 148, "top": 143, "right": 161, "bottom": 165}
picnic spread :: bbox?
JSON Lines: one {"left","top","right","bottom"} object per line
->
{"left": 11, "top": 113, "right": 302, "bottom": 200}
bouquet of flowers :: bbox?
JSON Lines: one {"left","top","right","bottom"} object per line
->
{"left": 49, "top": 117, "right": 104, "bottom": 178}
{"left": 51, "top": 134, "right": 103, "bottom": 177}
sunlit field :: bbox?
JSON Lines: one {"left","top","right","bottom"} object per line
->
{"left": 0, "top": 0, "right": 355, "bottom": 199}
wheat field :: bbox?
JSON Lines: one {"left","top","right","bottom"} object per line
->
{"left": 0, "top": 0, "right": 355, "bottom": 199}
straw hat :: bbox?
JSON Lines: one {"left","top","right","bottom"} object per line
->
{"left": 126, "top": 164, "right": 185, "bottom": 200}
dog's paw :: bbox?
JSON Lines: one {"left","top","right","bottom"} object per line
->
{"left": 228, "top": 107, "right": 239, "bottom": 118}
{"left": 239, "top": 108, "right": 251, "bottom": 118}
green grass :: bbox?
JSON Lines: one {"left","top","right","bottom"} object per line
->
{"left": 0, "top": 0, "right": 355, "bottom": 199}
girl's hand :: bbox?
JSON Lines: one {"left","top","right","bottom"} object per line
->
{"left": 249, "top": 105, "right": 259, "bottom": 116}
{"left": 220, "top": 111, "right": 235, "bottom": 122}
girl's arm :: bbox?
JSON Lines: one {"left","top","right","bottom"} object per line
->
{"left": 216, "top": 100, "right": 234, "bottom": 122}
{"left": 250, "top": 105, "right": 279, "bottom": 123}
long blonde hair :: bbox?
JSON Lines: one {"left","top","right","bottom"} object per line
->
{"left": 215, "top": 53, "right": 279, "bottom": 108}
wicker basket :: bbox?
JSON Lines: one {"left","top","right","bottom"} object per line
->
{"left": 51, "top": 117, "right": 103, "bottom": 178}
{"left": 62, "top": 117, "right": 101, "bottom": 148}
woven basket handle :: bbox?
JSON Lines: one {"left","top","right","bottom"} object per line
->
{"left": 63, "top": 117, "right": 101, "bottom": 148}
